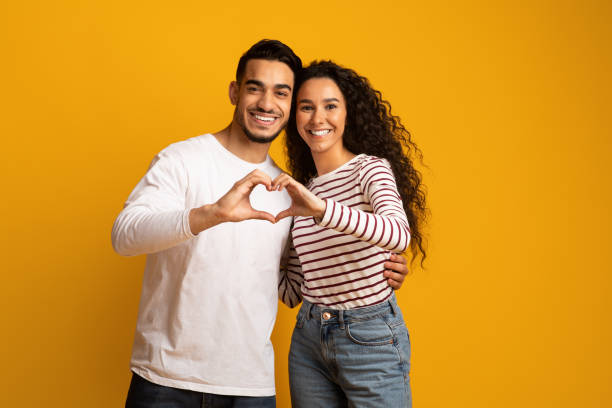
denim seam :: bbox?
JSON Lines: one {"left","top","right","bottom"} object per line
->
{"left": 390, "top": 324, "right": 411, "bottom": 391}
{"left": 387, "top": 319, "right": 404, "bottom": 328}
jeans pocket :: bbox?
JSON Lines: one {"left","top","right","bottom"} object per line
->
{"left": 345, "top": 317, "right": 395, "bottom": 346}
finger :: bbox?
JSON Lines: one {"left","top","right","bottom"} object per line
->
{"left": 236, "top": 169, "right": 266, "bottom": 185}
{"left": 277, "top": 179, "right": 292, "bottom": 192}
{"left": 383, "top": 270, "right": 406, "bottom": 284}
{"left": 274, "top": 176, "right": 293, "bottom": 192}
{"left": 384, "top": 270, "right": 405, "bottom": 290}
{"left": 389, "top": 253, "right": 408, "bottom": 265}
{"left": 275, "top": 208, "right": 293, "bottom": 223}
{"left": 242, "top": 174, "right": 272, "bottom": 191}
{"left": 387, "top": 278, "right": 401, "bottom": 290}
{"left": 271, "top": 173, "right": 286, "bottom": 185}
{"left": 249, "top": 210, "right": 276, "bottom": 224}
{"left": 283, "top": 179, "right": 300, "bottom": 192}
{"left": 249, "top": 169, "right": 271, "bottom": 179}
{"left": 384, "top": 259, "right": 409, "bottom": 276}
{"left": 285, "top": 179, "right": 316, "bottom": 200}
{"left": 383, "top": 261, "right": 407, "bottom": 273}
{"left": 236, "top": 172, "right": 268, "bottom": 187}
{"left": 271, "top": 173, "right": 291, "bottom": 191}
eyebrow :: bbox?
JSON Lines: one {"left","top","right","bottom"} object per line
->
{"left": 244, "top": 79, "right": 292, "bottom": 91}
{"left": 298, "top": 97, "right": 340, "bottom": 104}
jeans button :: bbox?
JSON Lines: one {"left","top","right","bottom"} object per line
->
{"left": 322, "top": 312, "right": 331, "bottom": 320}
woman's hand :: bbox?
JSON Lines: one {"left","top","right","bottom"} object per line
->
{"left": 272, "top": 173, "right": 326, "bottom": 222}
{"left": 383, "top": 253, "right": 409, "bottom": 290}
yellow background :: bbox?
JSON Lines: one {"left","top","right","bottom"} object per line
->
{"left": 1, "top": 1, "right": 610, "bottom": 406}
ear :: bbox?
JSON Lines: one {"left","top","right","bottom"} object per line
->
{"left": 229, "top": 81, "right": 238, "bottom": 105}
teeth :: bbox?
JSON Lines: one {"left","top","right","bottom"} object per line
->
{"left": 255, "top": 114, "right": 275, "bottom": 122}
{"left": 311, "top": 129, "right": 330, "bottom": 136}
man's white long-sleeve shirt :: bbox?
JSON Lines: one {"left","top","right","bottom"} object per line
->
{"left": 112, "top": 133, "right": 292, "bottom": 396}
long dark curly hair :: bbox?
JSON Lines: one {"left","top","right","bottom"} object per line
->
{"left": 286, "top": 60, "right": 428, "bottom": 264}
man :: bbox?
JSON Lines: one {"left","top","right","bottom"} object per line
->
{"left": 112, "top": 39, "right": 409, "bottom": 407}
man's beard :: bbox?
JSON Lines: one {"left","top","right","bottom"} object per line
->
{"left": 241, "top": 123, "right": 283, "bottom": 144}
{"left": 235, "top": 108, "right": 286, "bottom": 144}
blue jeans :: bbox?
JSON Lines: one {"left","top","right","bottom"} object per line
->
{"left": 289, "top": 295, "right": 412, "bottom": 407}
{"left": 125, "top": 372, "right": 276, "bottom": 408}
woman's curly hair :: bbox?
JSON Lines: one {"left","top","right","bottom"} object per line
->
{"left": 286, "top": 60, "right": 428, "bottom": 264}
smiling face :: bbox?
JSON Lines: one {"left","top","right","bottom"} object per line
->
{"left": 230, "top": 59, "right": 294, "bottom": 144}
{"left": 295, "top": 77, "right": 347, "bottom": 158}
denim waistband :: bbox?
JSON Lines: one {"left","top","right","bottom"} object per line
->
{"left": 301, "top": 294, "right": 400, "bottom": 328}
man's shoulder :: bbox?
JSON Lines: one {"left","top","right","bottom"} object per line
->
{"left": 144, "top": 134, "right": 216, "bottom": 173}
{"left": 160, "top": 133, "right": 212, "bottom": 156}
{"left": 153, "top": 134, "right": 218, "bottom": 168}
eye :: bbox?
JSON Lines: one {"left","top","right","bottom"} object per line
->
{"left": 299, "top": 105, "right": 314, "bottom": 112}
{"left": 325, "top": 104, "right": 337, "bottom": 110}
{"left": 247, "top": 86, "right": 260, "bottom": 93}
{"left": 276, "top": 91, "right": 289, "bottom": 97}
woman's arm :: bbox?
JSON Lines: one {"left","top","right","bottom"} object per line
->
{"left": 317, "top": 158, "right": 410, "bottom": 253}
{"left": 272, "top": 158, "right": 410, "bottom": 253}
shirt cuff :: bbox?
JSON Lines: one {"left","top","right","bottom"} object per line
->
{"left": 316, "top": 199, "right": 335, "bottom": 227}
{"left": 182, "top": 208, "right": 197, "bottom": 238}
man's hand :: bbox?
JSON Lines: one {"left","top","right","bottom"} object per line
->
{"left": 384, "top": 253, "right": 409, "bottom": 290}
{"left": 189, "top": 170, "right": 276, "bottom": 234}
{"left": 271, "top": 173, "right": 326, "bottom": 222}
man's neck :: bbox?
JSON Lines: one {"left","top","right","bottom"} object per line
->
{"left": 213, "top": 123, "right": 271, "bottom": 164}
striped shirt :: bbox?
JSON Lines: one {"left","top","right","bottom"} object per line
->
{"left": 279, "top": 154, "right": 410, "bottom": 309}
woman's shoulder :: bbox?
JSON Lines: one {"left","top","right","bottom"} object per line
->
{"left": 356, "top": 154, "right": 392, "bottom": 171}
{"left": 356, "top": 154, "right": 397, "bottom": 189}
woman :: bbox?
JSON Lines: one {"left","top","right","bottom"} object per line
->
{"left": 275, "top": 61, "right": 427, "bottom": 407}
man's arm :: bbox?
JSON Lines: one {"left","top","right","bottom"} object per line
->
{"left": 278, "top": 236, "right": 303, "bottom": 308}
{"left": 112, "top": 149, "right": 274, "bottom": 256}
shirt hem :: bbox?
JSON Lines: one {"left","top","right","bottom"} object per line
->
{"left": 131, "top": 366, "right": 276, "bottom": 397}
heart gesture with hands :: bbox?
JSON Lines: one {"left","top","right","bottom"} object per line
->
{"left": 215, "top": 169, "right": 277, "bottom": 223}
{"left": 189, "top": 169, "right": 276, "bottom": 235}
{"left": 272, "top": 173, "right": 326, "bottom": 223}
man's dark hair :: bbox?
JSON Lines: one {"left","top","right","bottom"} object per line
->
{"left": 236, "top": 39, "right": 302, "bottom": 83}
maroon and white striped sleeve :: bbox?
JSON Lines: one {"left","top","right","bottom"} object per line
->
{"left": 278, "top": 237, "right": 303, "bottom": 308}
{"left": 316, "top": 158, "right": 410, "bottom": 253}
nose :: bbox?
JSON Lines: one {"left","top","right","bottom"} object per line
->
{"left": 311, "top": 107, "right": 325, "bottom": 125}
{"left": 256, "top": 90, "right": 275, "bottom": 112}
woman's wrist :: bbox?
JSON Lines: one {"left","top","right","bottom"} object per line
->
{"left": 314, "top": 198, "right": 326, "bottom": 220}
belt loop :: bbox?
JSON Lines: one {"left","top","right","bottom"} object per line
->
{"left": 389, "top": 298, "right": 398, "bottom": 316}
{"left": 306, "top": 302, "right": 314, "bottom": 320}
{"left": 338, "top": 310, "right": 345, "bottom": 330}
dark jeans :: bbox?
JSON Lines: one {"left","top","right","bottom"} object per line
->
{"left": 125, "top": 372, "right": 276, "bottom": 408}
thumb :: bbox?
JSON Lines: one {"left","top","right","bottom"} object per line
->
{"left": 249, "top": 210, "right": 276, "bottom": 224}
{"left": 275, "top": 208, "right": 293, "bottom": 223}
